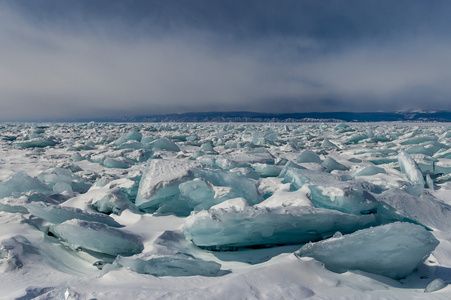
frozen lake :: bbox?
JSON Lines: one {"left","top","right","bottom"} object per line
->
{"left": 1, "top": 122, "right": 451, "bottom": 299}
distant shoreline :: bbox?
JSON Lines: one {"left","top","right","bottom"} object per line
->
{"left": 10, "top": 110, "right": 451, "bottom": 123}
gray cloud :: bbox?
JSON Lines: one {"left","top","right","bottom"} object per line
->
{"left": 1, "top": 1, "right": 451, "bottom": 120}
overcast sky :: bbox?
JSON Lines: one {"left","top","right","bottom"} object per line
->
{"left": 1, "top": 0, "right": 451, "bottom": 120}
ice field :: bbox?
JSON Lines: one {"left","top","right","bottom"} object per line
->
{"left": 2, "top": 122, "right": 451, "bottom": 299}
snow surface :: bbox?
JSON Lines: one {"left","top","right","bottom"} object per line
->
{"left": 1, "top": 122, "right": 451, "bottom": 299}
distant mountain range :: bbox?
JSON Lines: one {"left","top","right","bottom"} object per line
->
{"left": 89, "top": 110, "right": 451, "bottom": 123}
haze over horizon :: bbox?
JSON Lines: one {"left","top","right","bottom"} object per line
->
{"left": 2, "top": 0, "right": 451, "bottom": 121}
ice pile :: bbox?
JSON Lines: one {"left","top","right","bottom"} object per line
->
{"left": 1, "top": 122, "right": 451, "bottom": 298}
{"left": 135, "top": 158, "right": 260, "bottom": 215}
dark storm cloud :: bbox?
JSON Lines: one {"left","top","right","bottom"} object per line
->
{"left": 1, "top": 0, "right": 451, "bottom": 120}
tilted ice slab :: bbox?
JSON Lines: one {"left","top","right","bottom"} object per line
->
{"left": 113, "top": 130, "right": 142, "bottom": 146}
{"left": 251, "top": 163, "right": 281, "bottom": 177}
{"left": 49, "top": 219, "right": 143, "bottom": 256}
{"left": 295, "top": 150, "right": 322, "bottom": 164}
{"left": 295, "top": 222, "right": 439, "bottom": 279}
{"left": 376, "top": 189, "right": 451, "bottom": 230}
{"left": 398, "top": 151, "right": 425, "bottom": 187}
{"left": 0, "top": 171, "right": 52, "bottom": 198}
{"left": 147, "top": 138, "right": 180, "bottom": 152}
{"left": 353, "top": 165, "right": 386, "bottom": 177}
{"left": 321, "top": 157, "right": 349, "bottom": 172}
{"left": 12, "top": 137, "right": 58, "bottom": 148}
{"left": 26, "top": 202, "right": 121, "bottom": 227}
{"left": 183, "top": 200, "right": 379, "bottom": 250}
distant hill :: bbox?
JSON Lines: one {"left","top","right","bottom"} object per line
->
{"left": 89, "top": 110, "right": 451, "bottom": 123}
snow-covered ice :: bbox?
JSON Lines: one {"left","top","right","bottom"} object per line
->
{"left": 1, "top": 122, "right": 451, "bottom": 299}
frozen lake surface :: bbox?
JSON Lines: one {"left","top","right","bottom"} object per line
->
{"left": 1, "top": 122, "right": 451, "bottom": 299}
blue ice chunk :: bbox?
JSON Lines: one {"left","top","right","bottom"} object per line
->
{"left": 26, "top": 202, "right": 121, "bottom": 227}
{"left": 398, "top": 151, "right": 425, "bottom": 187}
{"left": 401, "top": 136, "right": 438, "bottom": 145}
{"left": 52, "top": 182, "right": 73, "bottom": 194}
{"left": 434, "top": 148, "right": 451, "bottom": 159}
{"left": 13, "top": 137, "right": 58, "bottom": 148}
{"left": 113, "top": 254, "right": 222, "bottom": 277}
{"left": 406, "top": 145, "right": 435, "bottom": 156}
{"left": 347, "top": 134, "right": 368, "bottom": 144}
{"left": 91, "top": 188, "right": 132, "bottom": 215}
{"left": 334, "top": 123, "right": 351, "bottom": 132}
{"left": 200, "top": 142, "right": 216, "bottom": 154}
{"left": 434, "top": 159, "right": 451, "bottom": 175}
{"left": 183, "top": 205, "right": 378, "bottom": 250}
{"left": 412, "top": 155, "right": 435, "bottom": 174}
{"left": 117, "top": 141, "right": 144, "bottom": 150}
{"left": 0, "top": 200, "right": 29, "bottom": 214}
{"left": 424, "top": 278, "right": 448, "bottom": 293}
{"left": 279, "top": 163, "right": 336, "bottom": 190}
{"left": 295, "top": 222, "right": 439, "bottom": 279}
{"left": 71, "top": 153, "right": 84, "bottom": 162}
{"left": 49, "top": 219, "right": 143, "bottom": 256}
{"left": 113, "top": 131, "right": 142, "bottom": 146}
{"left": 295, "top": 150, "right": 322, "bottom": 164}
{"left": 322, "top": 157, "right": 349, "bottom": 172}
{"left": 353, "top": 165, "right": 386, "bottom": 177}
{"left": 192, "top": 168, "right": 260, "bottom": 205}
{"left": 37, "top": 167, "right": 91, "bottom": 193}
{"left": 141, "top": 136, "right": 155, "bottom": 144}
{"left": 369, "top": 157, "right": 398, "bottom": 166}
{"left": 0, "top": 171, "right": 52, "bottom": 198}
{"left": 376, "top": 189, "right": 451, "bottom": 230}
{"left": 180, "top": 179, "right": 239, "bottom": 211}
{"left": 179, "top": 179, "right": 215, "bottom": 207}
{"left": 252, "top": 131, "right": 277, "bottom": 146}
{"left": 426, "top": 174, "right": 434, "bottom": 190}
{"left": 186, "top": 134, "right": 198, "bottom": 142}
{"left": 250, "top": 163, "right": 281, "bottom": 177}
{"left": 321, "top": 138, "right": 338, "bottom": 149}
{"left": 308, "top": 182, "right": 378, "bottom": 214}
